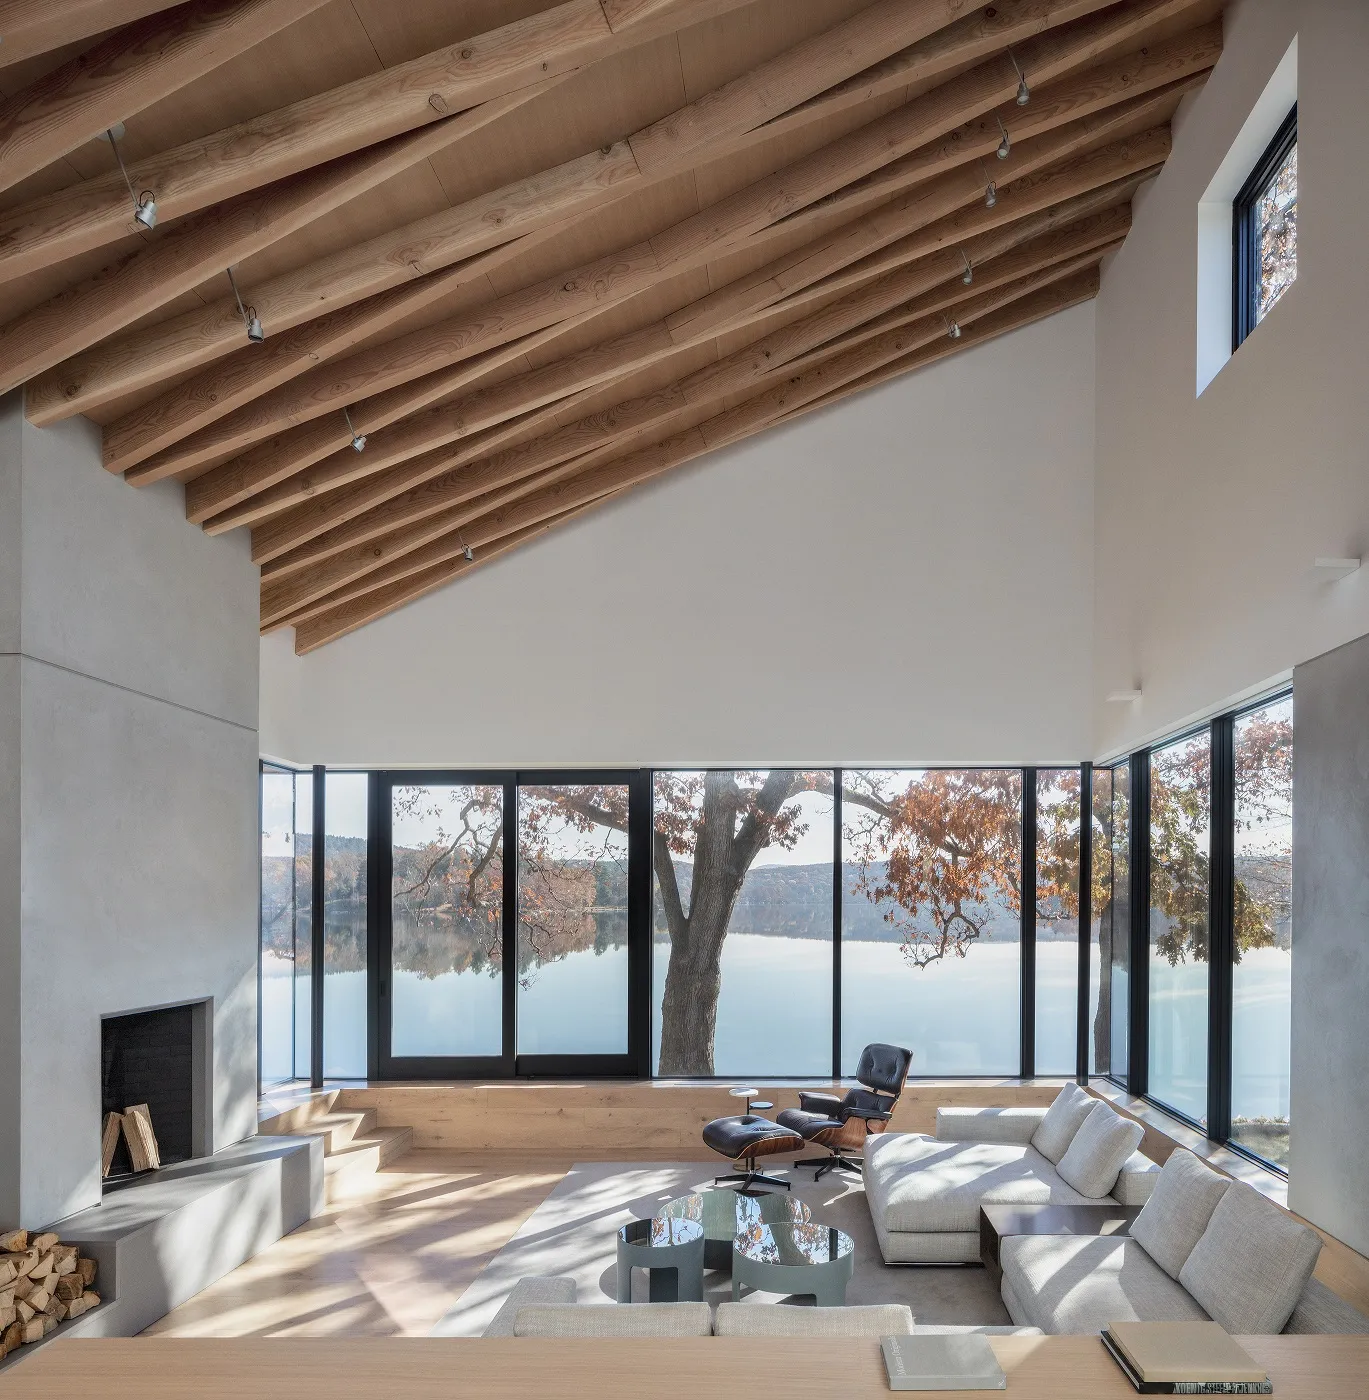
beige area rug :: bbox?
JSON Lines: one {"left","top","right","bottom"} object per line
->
{"left": 432, "top": 1161, "right": 1008, "bottom": 1335}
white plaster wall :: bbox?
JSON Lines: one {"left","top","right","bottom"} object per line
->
{"left": 1092, "top": 0, "right": 1369, "bottom": 758}
{"left": 0, "top": 391, "right": 261, "bottom": 1227}
{"left": 261, "top": 303, "right": 1097, "bottom": 769}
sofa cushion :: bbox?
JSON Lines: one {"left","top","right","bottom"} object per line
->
{"left": 1130, "top": 1148, "right": 1231, "bottom": 1280}
{"left": 470, "top": 1276, "right": 576, "bottom": 1337}
{"left": 1030, "top": 1083, "right": 1095, "bottom": 1163}
{"left": 1000, "top": 1234, "right": 1210, "bottom": 1335}
{"left": 1113, "top": 1150, "right": 1163, "bottom": 1206}
{"left": 1284, "top": 1277, "right": 1369, "bottom": 1335}
{"left": 1179, "top": 1181, "right": 1322, "bottom": 1335}
{"left": 715, "top": 1303, "right": 913, "bottom": 1337}
{"left": 937, "top": 1107, "right": 1047, "bottom": 1145}
{"left": 514, "top": 1303, "right": 713, "bottom": 1337}
{"left": 1055, "top": 1102, "right": 1144, "bottom": 1198}
{"left": 864, "top": 1132, "right": 1098, "bottom": 1235}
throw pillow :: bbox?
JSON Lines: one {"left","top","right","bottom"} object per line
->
{"left": 1179, "top": 1180, "right": 1323, "bottom": 1335}
{"left": 1055, "top": 1101, "right": 1144, "bottom": 1198}
{"left": 1130, "top": 1148, "right": 1231, "bottom": 1279}
{"left": 1030, "top": 1082, "right": 1096, "bottom": 1164}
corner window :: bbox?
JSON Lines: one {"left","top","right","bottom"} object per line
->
{"left": 1233, "top": 105, "right": 1297, "bottom": 349}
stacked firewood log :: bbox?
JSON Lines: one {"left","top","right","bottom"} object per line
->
{"left": 0, "top": 1229, "right": 100, "bottom": 1357}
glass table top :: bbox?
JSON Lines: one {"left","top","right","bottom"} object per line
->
{"left": 733, "top": 1221, "right": 854, "bottom": 1267}
{"left": 655, "top": 1189, "right": 810, "bottom": 1243}
{"left": 619, "top": 1216, "right": 703, "bottom": 1249}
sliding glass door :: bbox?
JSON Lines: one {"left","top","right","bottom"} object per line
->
{"left": 375, "top": 771, "right": 648, "bottom": 1077}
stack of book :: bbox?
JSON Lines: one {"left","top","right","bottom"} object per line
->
{"left": 1101, "top": 1321, "right": 1273, "bottom": 1395}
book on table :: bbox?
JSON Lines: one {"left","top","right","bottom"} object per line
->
{"left": 880, "top": 1334, "right": 1006, "bottom": 1391}
{"left": 1101, "top": 1320, "right": 1272, "bottom": 1395}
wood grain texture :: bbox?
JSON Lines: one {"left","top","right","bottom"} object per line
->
{"left": 6, "top": 1335, "right": 1366, "bottom": 1399}
{"left": 0, "top": 0, "right": 331, "bottom": 195}
{"left": 0, "top": 1, "right": 181, "bottom": 69}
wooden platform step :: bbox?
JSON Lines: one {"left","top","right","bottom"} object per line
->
{"left": 323, "top": 1125, "right": 414, "bottom": 1180}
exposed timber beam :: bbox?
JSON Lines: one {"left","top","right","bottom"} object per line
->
{"left": 185, "top": 89, "right": 1185, "bottom": 533}
{"left": 0, "top": 1, "right": 181, "bottom": 68}
{"left": 286, "top": 266, "right": 1102, "bottom": 649}
{"left": 258, "top": 255, "right": 1103, "bottom": 628}
{"left": 0, "top": 0, "right": 330, "bottom": 195}
{"left": 27, "top": 3, "right": 1212, "bottom": 428}
{"left": 0, "top": 106, "right": 539, "bottom": 399}
{"left": 252, "top": 203, "right": 1133, "bottom": 577}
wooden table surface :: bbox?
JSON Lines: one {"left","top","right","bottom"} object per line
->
{"left": 6, "top": 1334, "right": 1368, "bottom": 1398}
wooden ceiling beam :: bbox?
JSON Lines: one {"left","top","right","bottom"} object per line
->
{"left": 0, "top": 0, "right": 331, "bottom": 196}
{"left": 31, "top": 0, "right": 1138, "bottom": 431}
{"left": 257, "top": 213, "right": 1127, "bottom": 588}
{"left": 288, "top": 268, "right": 1101, "bottom": 652}
{"left": 155, "top": 32, "right": 1206, "bottom": 509}
{"left": 196, "top": 101, "right": 1180, "bottom": 538}
{"left": 0, "top": 106, "right": 541, "bottom": 400}
{"left": 259, "top": 256, "right": 1103, "bottom": 627}
{"left": 0, "top": 2, "right": 182, "bottom": 69}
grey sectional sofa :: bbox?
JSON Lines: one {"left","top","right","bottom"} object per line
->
{"left": 865, "top": 1091, "right": 1159, "bottom": 1263}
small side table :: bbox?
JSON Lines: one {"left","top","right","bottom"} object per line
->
{"left": 728, "top": 1086, "right": 773, "bottom": 1117}
{"left": 732, "top": 1222, "right": 853, "bottom": 1306}
{"left": 979, "top": 1203, "right": 1140, "bottom": 1285}
{"left": 616, "top": 1217, "right": 704, "bottom": 1303}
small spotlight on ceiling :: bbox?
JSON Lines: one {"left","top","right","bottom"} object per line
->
{"left": 226, "top": 266, "right": 264, "bottom": 344}
{"left": 1008, "top": 48, "right": 1030, "bottom": 106}
{"left": 945, "top": 317, "right": 962, "bottom": 339}
{"left": 960, "top": 250, "right": 973, "bottom": 285}
{"left": 985, "top": 181, "right": 997, "bottom": 207}
{"left": 996, "top": 116, "right": 1012, "bottom": 160}
{"left": 105, "top": 124, "right": 158, "bottom": 230}
{"left": 458, "top": 531, "right": 474, "bottom": 563}
{"left": 343, "top": 406, "right": 366, "bottom": 452}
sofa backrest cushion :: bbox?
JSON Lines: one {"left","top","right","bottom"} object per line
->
{"left": 1178, "top": 1181, "right": 1323, "bottom": 1335}
{"left": 715, "top": 1303, "right": 913, "bottom": 1337}
{"left": 1030, "top": 1082, "right": 1095, "bottom": 1164}
{"left": 1054, "top": 1101, "right": 1144, "bottom": 1198}
{"left": 1130, "top": 1148, "right": 1231, "bottom": 1280}
{"left": 514, "top": 1303, "right": 713, "bottom": 1337}
{"left": 1284, "top": 1276, "right": 1369, "bottom": 1335}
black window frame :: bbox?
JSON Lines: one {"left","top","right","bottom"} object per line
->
{"left": 1232, "top": 103, "right": 1297, "bottom": 352}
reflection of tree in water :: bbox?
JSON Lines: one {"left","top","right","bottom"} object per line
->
{"left": 388, "top": 785, "right": 628, "bottom": 985}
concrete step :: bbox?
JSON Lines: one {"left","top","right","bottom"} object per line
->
{"left": 258, "top": 1087, "right": 341, "bottom": 1136}
{"left": 323, "top": 1125, "right": 414, "bottom": 1180}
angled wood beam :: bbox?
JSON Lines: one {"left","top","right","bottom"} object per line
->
{"left": 30, "top": 3, "right": 1210, "bottom": 430}
{"left": 259, "top": 256, "right": 1103, "bottom": 627}
{"left": 0, "top": 0, "right": 330, "bottom": 195}
{"left": 288, "top": 267, "right": 1102, "bottom": 651}
{"left": 0, "top": 0, "right": 1114, "bottom": 287}
{"left": 195, "top": 99, "right": 1182, "bottom": 534}
{"left": 0, "top": 108, "right": 539, "bottom": 400}
{"left": 256, "top": 212, "right": 1127, "bottom": 586}
{"left": 0, "top": 2, "right": 181, "bottom": 69}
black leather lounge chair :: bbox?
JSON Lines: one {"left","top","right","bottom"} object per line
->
{"left": 776, "top": 1042, "right": 912, "bottom": 1180}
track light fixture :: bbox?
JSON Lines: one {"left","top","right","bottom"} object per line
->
{"left": 343, "top": 406, "right": 366, "bottom": 452}
{"left": 985, "top": 181, "right": 997, "bottom": 207}
{"left": 996, "top": 116, "right": 1012, "bottom": 160}
{"left": 458, "top": 530, "right": 474, "bottom": 563}
{"left": 226, "top": 267, "right": 264, "bottom": 344}
{"left": 944, "top": 316, "right": 962, "bottom": 340}
{"left": 960, "top": 250, "right": 974, "bottom": 285}
{"left": 1007, "top": 48, "right": 1030, "bottom": 106}
{"left": 105, "top": 125, "right": 158, "bottom": 229}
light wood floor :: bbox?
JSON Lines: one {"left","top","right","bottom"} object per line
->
{"left": 144, "top": 1152, "right": 570, "bottom": 1337}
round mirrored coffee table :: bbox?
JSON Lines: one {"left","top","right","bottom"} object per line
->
{"left": 616, "top": 1215, "right": 704, "bottom": 1302}
{"left": 731, "top": 1221, "right": 854, "bottom": 1306}
{"left": 655, "top": 1189, "right": 810, "bottom": 1271}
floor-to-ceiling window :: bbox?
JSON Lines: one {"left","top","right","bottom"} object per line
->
{"left": 323, "top": 771, "right": 368, "bottom": 1079}
{"left": 651, "top": 771, "right": 833, "bottom": 1077}
{"left": 259, "top": 763, "right": 312, "bottom": 1086}
{"left": 1034, "top": 770, "right": 1081, "bottom": 1075}
{"left": 840, "top": 770, "right": 1022, "bottom": 1076}
{"left": 1230, "top": 694, "right": 1294, "bottom": 1168}
{"left": 1148, "top": 730, "right": 1212, "bottom": 1124}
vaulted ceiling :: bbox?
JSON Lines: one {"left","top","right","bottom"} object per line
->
{"left": 0, "top": 0, "right": 1221, "bottom": 650}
